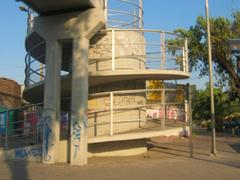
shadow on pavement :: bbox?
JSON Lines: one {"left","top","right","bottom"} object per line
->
{"left": 148, "top": 130, "right": 240, "bottom": 169}
{"left": 229, "top": 143, "right": 240, "bottom": 153}
{"left": 4, "top": 154, "right": 29, "bottom": 180}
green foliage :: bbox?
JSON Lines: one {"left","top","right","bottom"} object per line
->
{"left": 192, "top": 85, "right": 240, "bottom": 131}
{"left": 172, "top": 11, "right": 240, "bottom": 95}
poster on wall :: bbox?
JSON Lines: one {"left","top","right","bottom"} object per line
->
{"left": 25, "top": 112, "right": 39, "bottom": 136}
{"left": 147, "top": 106, "right": 185, "bottom": 122}
{"left": 147, "top": 108, "right": 164, "bottom": 119}
{"left": 61, "top": 112, "right": 69, "bottom": 130}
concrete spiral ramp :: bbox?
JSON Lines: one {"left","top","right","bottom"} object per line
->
{"left": 4, "top": 0, "right": 191, "bottom": 165}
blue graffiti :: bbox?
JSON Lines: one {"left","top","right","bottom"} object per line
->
{"left": 72, "top": 120, "right": 81, "bottom": 159}
{"left": 15, "top": 147, "right": 42, "bottom": 159}
{"left": 43, "top": 116, "right": 52, "bottom": 161}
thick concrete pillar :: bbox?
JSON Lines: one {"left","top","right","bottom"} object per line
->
{"left": 70, "top": 37, "right": 89, "bottom": 166}
{"left": 42, "top": 40, "right": 62, "bottom": 164}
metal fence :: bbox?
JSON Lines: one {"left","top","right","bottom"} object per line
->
{"left": 0, "top": 104, "right": 43, "bottom": 150}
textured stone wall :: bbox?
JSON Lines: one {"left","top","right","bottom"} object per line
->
{"left": 0, "top": 78, "right": 22, "bottom": 108}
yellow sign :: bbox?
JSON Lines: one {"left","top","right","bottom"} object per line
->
{"left": 146, "top": 80, "right": 164, "bottom": 101}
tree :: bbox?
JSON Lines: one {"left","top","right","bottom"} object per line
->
{"left": 192, "top": 84, "right": 240, "bottom": 131}
{"left": 173, "top": 11, "right": 240, "bottom": 96}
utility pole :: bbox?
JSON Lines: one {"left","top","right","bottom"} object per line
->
{"left": 205, "top": 0, "right": 217, "bottom": 156}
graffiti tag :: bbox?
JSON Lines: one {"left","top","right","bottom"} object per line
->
{"left": 43, "top": 115, "right": 52, "bottom": 161}
{"left": 72, "top": 120, "right": 81, "bottom": 159}
{"left": 15, "top": 147, "right": 42, "bottom": 159}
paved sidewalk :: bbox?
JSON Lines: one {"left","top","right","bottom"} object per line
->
{"left": 0, "top": 130, "right": 240, "bottom": 180}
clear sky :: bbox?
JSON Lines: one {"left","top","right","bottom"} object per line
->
{"left": 0, "top": 0, "right": 239, "bottom": 88}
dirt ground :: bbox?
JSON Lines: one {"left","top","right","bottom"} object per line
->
{"left": 0, "top": 129, "right": 240, "bottom": 180}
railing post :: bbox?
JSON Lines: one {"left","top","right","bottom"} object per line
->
{"left": 110, "top": 92, "right": 114, "bottom": 136}
{"left": 112, "top": 29, "right": 115, "bottom": 71}
{"left": 134, "top": 9, "right": 137, "bottom": 28}
{"left": 104, "top": 0, "right": 108, "bottom": 23}
{"left": 161, "top": 89, "right": 166, "bottom": 130}
{"left": 36, "top": 110, "right": 40, "bottom": 144}
{"left": 40, "top": 63, "right": 44, "bottom": 81}
{"left": 187, "top": 83, "right": 193, "bottom": 158}
{"left": 5, "top": 111, "right": 9, "bottom": 150}
{"left": 184, "top": 96, "right": 188, "bottom": 123}
{"left": 23, "top": 111, "right": 27, "bottom": 136}
{"left": 139, "top": 0, "right": 143, "bottom": 29}
{"left": 26, "top": 55, "right": 31, "bottom": 87}
{"left": 161, "top": 32, "right": 166, "bottom": 70}
{"left": 185, "top": 39, "right": 189, "bottom": 73}
{"left": 94, "top": 112, "right": 97, "bottom": 137}
{"left": 182, "top": 47, "right": 186, "bottom": 72}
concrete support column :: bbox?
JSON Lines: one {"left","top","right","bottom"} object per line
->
{"left": 42, "top": 40, "right": 62, "bottom": 164}
{"left": 70, "top": 37, "right": 89, "bottom": 166}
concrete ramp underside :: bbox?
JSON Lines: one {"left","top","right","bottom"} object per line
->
{"left": 23, "top": 71, "right": 189, "bottom": 104}
{"left": 19, "top": 0, "right": 103, "bottom": 16}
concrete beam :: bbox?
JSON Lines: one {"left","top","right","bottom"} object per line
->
{"left": 32, "top": 8, "right": 105, "bottom": 41}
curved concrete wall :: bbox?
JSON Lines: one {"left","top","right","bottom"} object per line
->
{"left": 89, "top": 31, "right": 145, "bottom": 72}
{"left": 88, "top": 80, "right": 146, "bottom": 138}
{"left": 86, "top": 31, "right": 147, "bottom": 138}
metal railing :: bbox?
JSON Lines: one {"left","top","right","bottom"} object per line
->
{"left": 89, "top": 29, "right": 188, "bottom": 72}
{"left": 25, "top": 55, "right": 46, "bottom": 87}
{"left": 88, "top": 88, "right": 188, "bottom": 137}
{"left": 0, "top": 103, "right": 71, "bottom": 150}
{"left": 105, "top": 0, "right": 143, "bottom": 29}
{"left": 0, "top": 87, "right": 189, "bottom": 149}
{"left": 25, "top": 29, "right": 188, "bottom": 88}
{"left": 0, "top": 104, "right": 43, "bottom": 150}
{"left": 24, "top": 42, "right": 46, "bottom": 87}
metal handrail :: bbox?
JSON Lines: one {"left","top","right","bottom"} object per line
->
{"left": 25, "top": 28, "right": 188, "bottom": 88}
{"left": 0, "top": 88, "right": 188, "bottom": 149}
{"left": 106, "top": 0, "right": 143, "bottom": 29}
{"left": 25, "top": 53, "right": 46, "bottom": 87}
{"left": 89, "top": 29, "right": 188, "bottom": 72}
{"left": 88, "top": 88, "right": 188, "bottom": 136}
